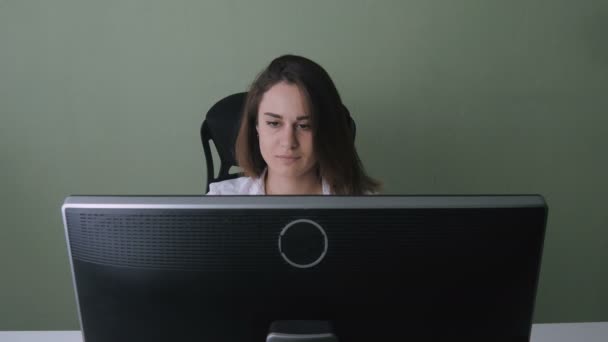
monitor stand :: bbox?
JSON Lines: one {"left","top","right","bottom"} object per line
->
{"left": 267, "top": 320, "right": 338, "bottom": 342}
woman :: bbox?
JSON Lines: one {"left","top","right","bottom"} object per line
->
{"left": 207, "top": 54, "right": 380, "bottom": 195}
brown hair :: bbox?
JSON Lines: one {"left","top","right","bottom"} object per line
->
{"left": 235, "top": 55, "right": 381, "bottom": 195}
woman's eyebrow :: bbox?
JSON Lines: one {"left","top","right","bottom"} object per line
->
{"left": 263, "top": 112, "right": 282, "bottom": 119}
{"left": 263, "top": 112, "right": 309, "bottom": 120}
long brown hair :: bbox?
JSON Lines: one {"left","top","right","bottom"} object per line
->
{"left": 235, "top": 55, "right": 381, "bottom": 195}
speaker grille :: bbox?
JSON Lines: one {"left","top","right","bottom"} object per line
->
{"left": 66, "top": 208, "right": 543, "bottom": 272}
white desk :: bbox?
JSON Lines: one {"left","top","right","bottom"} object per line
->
{"left": 1, "top": 322, "right": 607, "bottom": 341}
{"left": 531, "top": 322, "right": 608, "bottom": 342}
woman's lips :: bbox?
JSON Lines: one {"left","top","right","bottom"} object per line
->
{"left": 276, "top": 155, "right": 301, "bottom": 164}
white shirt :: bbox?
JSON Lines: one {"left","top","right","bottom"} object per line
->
{"left": 206, "top": 169, "right": 332, "bottom": 195}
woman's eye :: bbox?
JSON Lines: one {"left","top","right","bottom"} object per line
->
{"left": 266, "top": 121, "right": 279, "bottom": 127}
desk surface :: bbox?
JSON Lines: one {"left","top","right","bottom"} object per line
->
{"left": 1, "top": 322, "right": 607, "bottom": 342}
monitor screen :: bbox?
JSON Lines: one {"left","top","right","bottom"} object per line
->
{"left": 62, "top": 195, "right": 547, "bottom": 342}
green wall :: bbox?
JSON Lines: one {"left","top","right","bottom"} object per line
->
{"left": 1, "top": 0, "right": 607, "bottom": 330}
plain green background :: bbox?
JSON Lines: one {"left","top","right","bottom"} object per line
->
{"left": 1, "top": 0, "right": 607, "bottom": 330}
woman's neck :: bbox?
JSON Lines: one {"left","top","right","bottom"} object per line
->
{"left": 264, "top": 170, "right": 322, "bottom": 195}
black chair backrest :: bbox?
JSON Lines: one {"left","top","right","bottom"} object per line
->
{"left": 201, "top": 92, "right": 246, "bottom": 193}
{"left": 201, "top": 92, "right": 356, "bottom": 193}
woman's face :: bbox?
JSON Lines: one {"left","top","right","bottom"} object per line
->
{"left": 256, "top": 81, "right": 317, "bottom": 179}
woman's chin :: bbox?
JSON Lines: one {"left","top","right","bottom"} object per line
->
{"left": 268, "top": 165, "right": 312, "bottom": 179}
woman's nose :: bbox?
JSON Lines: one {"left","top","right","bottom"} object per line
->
{"left": 280, "top": 126, "right": 298, "bottom": 149}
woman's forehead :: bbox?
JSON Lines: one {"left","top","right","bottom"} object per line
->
{"left": 258, "top": 82, "right": 310, "bottom": 119}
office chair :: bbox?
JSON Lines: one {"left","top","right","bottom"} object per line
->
{"left": 201, "top": 92, "right": 356, "bottom": 193}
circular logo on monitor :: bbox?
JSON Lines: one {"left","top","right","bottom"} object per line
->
{"left": 278, "top": 219, "right": 328, "bottom": 268}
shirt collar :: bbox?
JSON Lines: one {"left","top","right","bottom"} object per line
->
{"left": 253, "top": 168, "right": 331, "bottom": 195}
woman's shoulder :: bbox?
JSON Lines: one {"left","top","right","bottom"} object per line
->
{"left": 206, "top": 176, "right": 262, "bottom": 195}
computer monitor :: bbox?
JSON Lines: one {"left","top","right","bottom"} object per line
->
{"left": 62, "top": 195, "right": 547, "bottom": 342}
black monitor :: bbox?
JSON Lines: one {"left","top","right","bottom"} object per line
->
{"left": 62, "top": 195, "right": 547, "bottom": 342}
